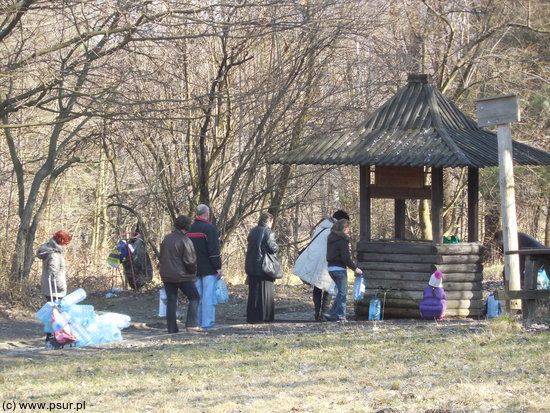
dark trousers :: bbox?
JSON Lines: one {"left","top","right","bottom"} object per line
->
{"left": 247, "top": 277, "right": 274, "bottom": 323}
{"left": 312, "top": 287, "right": 331, "bottom": 320}
{"left": 164, "top": 281, "right": 200, "bottom": 333}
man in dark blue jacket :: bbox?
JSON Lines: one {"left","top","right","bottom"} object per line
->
{"left": 187, "top": 204, "right": 223, "bottom": 329}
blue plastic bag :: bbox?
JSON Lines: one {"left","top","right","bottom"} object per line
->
{"left": 215, "top": 278, "right": 229, "bottom": 303}
{"left": 537, "top": 268, "right": 549, "bottom": 290}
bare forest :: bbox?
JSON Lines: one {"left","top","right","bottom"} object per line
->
{"left": 1, "top": 0, "right": 548, "bottom": 296}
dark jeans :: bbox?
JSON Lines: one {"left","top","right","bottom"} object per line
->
{"left": 164, "top": 281, "right": 200, "bottom": 333}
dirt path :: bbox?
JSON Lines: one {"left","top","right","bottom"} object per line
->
{"left": 2, "top": 283, "right": 548, "bottom": 357}
{"left": 0, "top": 284, "right": 331, "bottom": 353}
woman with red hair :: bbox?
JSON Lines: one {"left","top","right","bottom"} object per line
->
{"left": 37, "top": 230, "right": 72, "bottom": 340}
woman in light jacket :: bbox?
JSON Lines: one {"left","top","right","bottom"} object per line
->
{"left": 293, "top": 210, "right": 349, "bottom": 321}
{"left": 37, "top": 230, "right": 72, "bottom": 301}
{"left": 37, "top": 230, "right": 72, "bottom": 341}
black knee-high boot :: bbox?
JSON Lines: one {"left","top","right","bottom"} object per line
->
{"left": 313, "top": 287, "right": 322, "bottom": 321}
{"left": 320, "top": 290, "right": 331, "bottom": 316}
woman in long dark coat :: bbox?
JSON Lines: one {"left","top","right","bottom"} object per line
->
{"left": 245, "top": 212, "right": 280, "bottom": 323}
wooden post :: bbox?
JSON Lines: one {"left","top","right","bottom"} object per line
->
{"left": 395, "top": 199, "right": 406, "bottom": 240}
{"left": 477, "top": 95, "right": 521, "bottom": 310}
{"left": 467, "top": 167, "right": 479, "bottom": 242}
{"left": 360, "top": 165, "right": 371, "bottom": 241}
{"left": 431, "top": 167, "right": 443, "bottom": 243}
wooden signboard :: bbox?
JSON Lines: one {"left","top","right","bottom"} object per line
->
{"left": 371, "top": 166, "right": 430, "bottom": 199}
{"left": 375, "top": 166, "right": 424, "bottom": 188}
{"left": 476, "top": 94, "right": 520, "bottom": 127}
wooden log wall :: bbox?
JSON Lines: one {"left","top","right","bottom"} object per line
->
{"left": 355, "top": 241, "right": 485, "bottom": 318}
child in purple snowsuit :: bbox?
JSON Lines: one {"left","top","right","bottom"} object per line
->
{"left": 420, "top": 270, "right": 447, "bottom": 320}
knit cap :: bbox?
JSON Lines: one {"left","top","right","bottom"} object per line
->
{"left": 428, "top": 270, "right": 443, "bottom": 288}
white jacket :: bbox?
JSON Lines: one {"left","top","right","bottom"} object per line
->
{"left": 292, "top": 218, "right": 335, "bottom": 291}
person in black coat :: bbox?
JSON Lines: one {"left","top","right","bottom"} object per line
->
{"left": 494, "top": 230, "right": 546, "bottom": 287}
{"left": 187, "top": 204, "right": 223, "bottom": 330}
{"left": 245, "top": 212, "right": 280, "bottom": 323}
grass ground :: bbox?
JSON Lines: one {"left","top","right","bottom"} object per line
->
{"left": 2, "top": 315, "right": 549, "bottom": 413}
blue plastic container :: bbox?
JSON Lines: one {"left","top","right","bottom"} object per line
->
{"left": 60, "top": 288, "right": 87, "bottom": 306}
{"left": 36, "top": 302, "right": 55, "bottom": 333}
{"left": 71, "top": 322, "right": 93, "bottom": 347}
{"left": 215, "top": 278, "right": 229, "bottom": 303}
{"left": 353, "top": 275, "right": 366, "bottom": 300}
{"left": 36, "top": 302, "right": 54, "bottom": 324}
{"left": 96, "top": 313, "right": 131, "bottom": 329}
{"left": 486, "top": 294, "right": 502, "bottom": 318}
{"left": 368, "top": 296, "right": 381, "bottom": 321}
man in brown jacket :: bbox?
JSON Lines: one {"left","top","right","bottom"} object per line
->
{"left": 159, "top": 215, "right": 203, "bottom": 333}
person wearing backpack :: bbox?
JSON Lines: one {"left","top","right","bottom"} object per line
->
{"left": 419, "top": 270, "right": 447, "bottom": 320}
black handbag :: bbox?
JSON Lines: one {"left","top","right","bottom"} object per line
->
{"left": 262, "top": 252, "right": 283, "bottom": 280}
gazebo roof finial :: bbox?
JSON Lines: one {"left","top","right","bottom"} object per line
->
{"left": 407, "top": 73, "right": 430, "bottom": 84}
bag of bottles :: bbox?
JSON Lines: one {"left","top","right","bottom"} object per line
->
{"left": 486, "top": 293, "right": 502, "bottom": 318}
{"left": 215, "top": 278, "right": 229, "bottom": 303}
{"left": 537, "top": 268, "right": 549, "bottom": 290}
{"left": 158, "top": 287, "right": 167, "bottom": 317}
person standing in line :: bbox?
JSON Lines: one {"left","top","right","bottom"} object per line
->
{"left": 37, "top": 230, "right": 72, "bottom": 342}
{"left": 324, "top": 219, "right": 362, "bottom": 322}
{"left": 245, "top": 212, "right": 280, "bottom": 323}
{"left": 187, "top": 204, "right": 223, "bottom": 330}
{"left": 159, "top": 215, "right": 203, "bottom": 333}
{"left": 293, "top": 210, "right": 350, "bottom": 321}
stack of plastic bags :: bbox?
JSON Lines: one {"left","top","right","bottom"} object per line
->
{"left": 36, "top": 288, "right": 131, "bottom": 347}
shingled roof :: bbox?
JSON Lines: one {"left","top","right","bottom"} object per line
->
{"left": 270, "top": 74, "right": 550, "bottom": 168}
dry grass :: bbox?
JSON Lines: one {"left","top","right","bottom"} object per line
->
{"left": 2, "top": 322, "right": 549, "bottom": 412}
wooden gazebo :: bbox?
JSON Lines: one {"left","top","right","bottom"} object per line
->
{"left": 272, "top": 73, "right": 550, "bottom": 318}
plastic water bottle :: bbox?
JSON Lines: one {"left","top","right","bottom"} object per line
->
{"left": 486, "top": 294, "right": 502, "bottom": 318}
{"left": 36, "top": 302, "right": 55, "bottom": 333}
{"left": 96, "top": 322, "right": 122, "bottom": 343}
{"left": 368, "top": 296, "right": 381, "bottom": 321}
{"left": 71, "top": 322, "right": 93, "bottom": 347}
{"left": 159, "top": 288, "right": 167, "bottom": 317}
{"left": 36, "top": 302, "right": 54, "bottom": 324}
{"left": 60, "top": 288, "right": 87, "bottom": 306}
{"left": 84, "top": 321, "right": 106, "bottom": 345}
{"left": 52, "top": 310, "right": 72, "bottom": 331}
{"left": 353, "top": 274, "right": 366, "bottom": 300}
{"left": 62, "top": 304, "right": 94, "bottom": 316}
{"left": 215, "top": 278, "right": 229, "bottom": 303}
{"left": 327, "top": 282, "right": 338, "bottom": 296}
{"left": 97, "top": 313, "right": 131, "bottom": 329}
{"left": 66, "top": 305, "right": 96, "bottom": 326}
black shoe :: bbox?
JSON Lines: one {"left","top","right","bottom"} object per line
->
{"left": 323, "top": 313, "right": 337, "bottom": 322}
{"left": 45, "top": 337, "right": 65, "bottom": 350}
